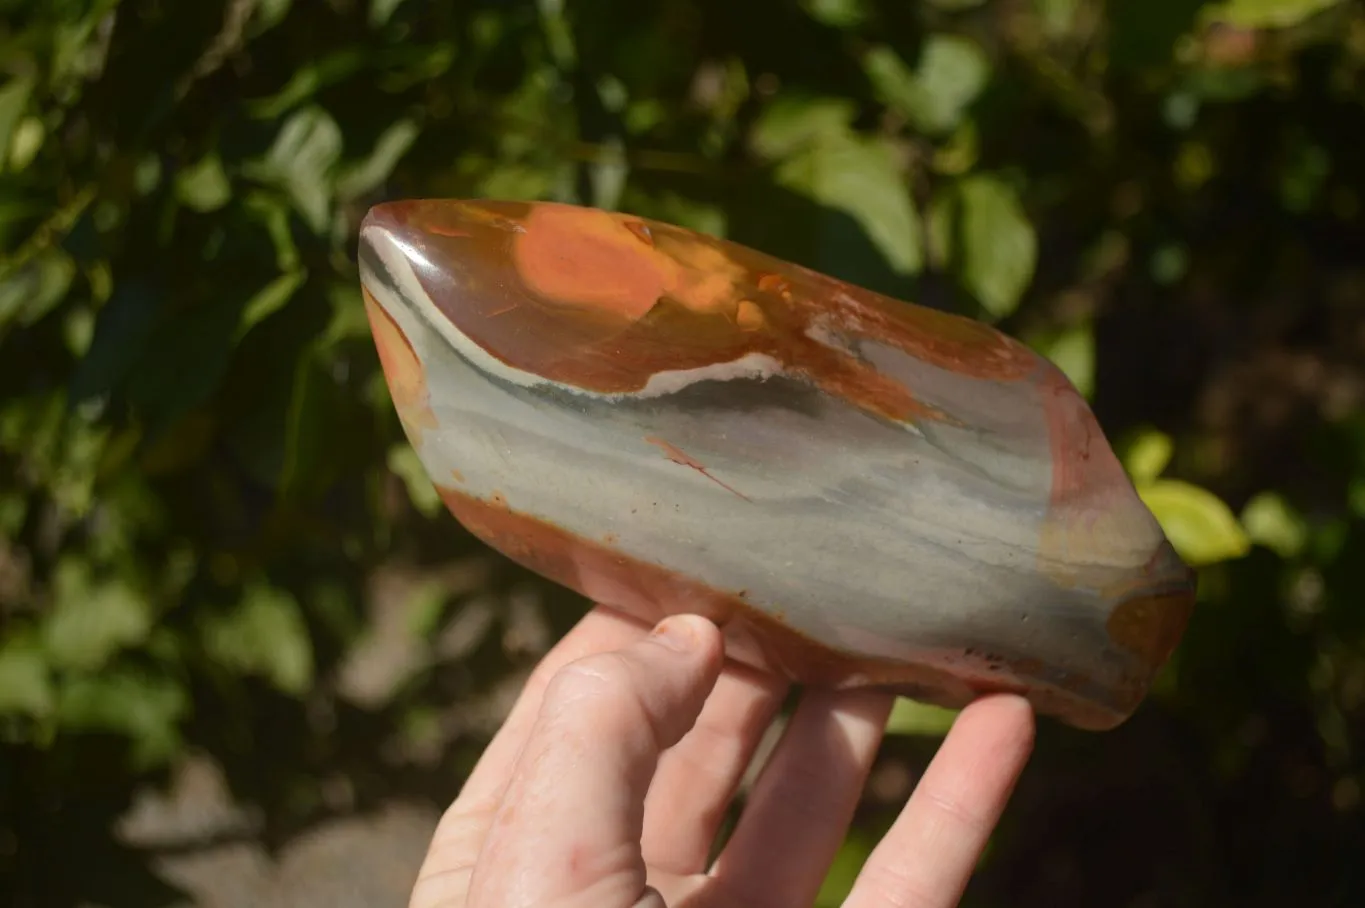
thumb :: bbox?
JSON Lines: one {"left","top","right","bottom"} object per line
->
{"left": 467, "top": 614, "right": 725, "bottom": 908}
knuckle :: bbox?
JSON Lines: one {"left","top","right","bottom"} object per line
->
{"left": 542, "top": 652, "right": 636, "bottom": 714}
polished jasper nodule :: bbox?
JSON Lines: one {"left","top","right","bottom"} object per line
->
{"left": 357, "top": 198, "right": 1196, "bottom": 730}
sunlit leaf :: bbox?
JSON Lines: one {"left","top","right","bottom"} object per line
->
{"left": 388, "top": 444, "right": 441, "bottom": 517}
{"left": 57, "top": 669, "right": 188, "bottom": 767}
{"left": 244, "top": 107, "right": 343, "bottom": 233}
{"left": 775, "top": 134, "right": 923, "bottom": 274}
{"left": 42, "top": 561, "right": 152, "bottom": 671}
{"left": 0, "top": 634, "right": 54, "bottom": 718}
{"left": 1241, "top": 491, "right": 1309, "bottom": 559}
{"left": 1032, "top": 323, "right": 1095, "bottom": 399}
{"left": 885, "top": 697, "right": 959, "bottom": 736}
{"left": 0, "top": 249, "right": 76, "bottom": 330}
{"left": 815, "top": 830, "right": 876, "bottom": 907}
{"left": 175, "top": 154, "right": 231, "bottom": 213}
{"left": 201, "top": 582, "right": 315, "bottom": 696}
{"left": 0, "top": 76, "right": 34, "bottom": 170}
{"left": 800, "top": 0, "right": 868, "bottom": 29}
{"left": 863, "top": 36, "right": 990, "bottom": 136}
{"left": 237, "top": 269, "right": 307, "bottom": 336}
{"left": 1122, "top": 428, "right": 1175, "bottom": 485}
{"left": 1139, "top": 479, "right": 1251, "bottom": 566}
{"left": 370, "top": 0, "right": 410, "bottom": 27}
{"left": 336, "top": 119, "right": 419, "bottom": 201}
{"left": 1207, "top": 0, "right": 1341, "bottom": 28}
{"left": 957, "top": 174, "right": 1037, "bottom": 317}
{"left": 751, "top": 96, "right": 857, "bottom": 159}
{"left": 247, "top": 49, "right": 366, "bottom": 120}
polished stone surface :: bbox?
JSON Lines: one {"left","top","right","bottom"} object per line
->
{"left": 358, "top": 199, "right": 1196, "bottom": 730}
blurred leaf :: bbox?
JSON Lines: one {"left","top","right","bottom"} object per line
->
{"left": 1035, "top": 0, "right": 1082, "bottom": 36}
{"left": 237, "top": 269, "right": 307, "bottom": 337}
{"left": 42, "top": 560, "right": 152, "bottom": 672}
{"left": 124, "top": 298, "right": 241, "bottom": 431}
{"left": 336, "top": 119, "right": 419, "bottom": 200}
{"left": 863, "top": 36, "right": 990, "bottom": 136}
{"left": 1123, "top": 428, "right": 1176, "bottom": 485}
{"left": 885, "top": 697, "right": 959, "bottom": 736}
{"left": 815, "top": 830, "right": 876, "bottom": 907}
{"left": 1109, "top": 0, "right": 1206, "bottom": 71}
{"left": 388, "top": 444, "right": 441, "bottom": 517}
{"left": 1207, "top": 0, "right": 1341, "bottom": 28}
{"left": 201, "top": 582, "right": 314, "bottom": 696}
{"left": 957, "top": 174, "right": 1037, "bottom": 317}
{"left": 801, "top": 0, "right": 868, "bottom": 29}
{"left": 244, "top": 107, "right": 343, "bottom": 233}
{"left": 751, "top": 96, "right": 857, "bottom": 159}
{"left": 775, "top": 133, "right": 923, "bottom": 274}
{"left": 370, "top": 0, "right": 409, "bottom": 27}
{"left": 0, "top": 249, "right": 76, "bottom": 331}
{"left": 0, "top": 634, "right": 54, "bottom": 718}
{"left": 1033, "top": 323, "right": 1095, "bottom": 399}
{"left": 255, "top": 0, "right": 294, "bottom": 30}
{"left": 1139, "top": 479, "right": 1251, "bottom": 566}
{"left": 69, "top": 281, "right": 164, "bottom": 402}
{"left": 0, "top": 75, "right": 34, "bottom": 170}
{"left": 248, "top": 49, "right": 366, "bottom": 120}
{"left": 1242, "top": 491, "right": 1309, "bottom": 558}
{"left": 57, "top": 669, "right": 187, "bottom": 767}
{"left": 175, "top": 154, "right": 231, "bottom": 213}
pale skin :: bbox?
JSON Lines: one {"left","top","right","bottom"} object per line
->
{"left": 410, "top": 608, "right": 1036, "bottom": 908}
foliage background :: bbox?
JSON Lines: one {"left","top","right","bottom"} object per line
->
{"left": 2, "top": 0, "right": 1364, "bottom": 905}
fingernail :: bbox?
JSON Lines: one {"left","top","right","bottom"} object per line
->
{"left": 650, "top": 616, "right": 697, "bottom": 653}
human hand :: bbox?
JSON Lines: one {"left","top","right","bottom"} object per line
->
{"left": 410, "top": 607, "right": 1035, "bottom": 908}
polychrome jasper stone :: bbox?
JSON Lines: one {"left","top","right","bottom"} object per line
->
{"left": 357, "top": 199, "right": 1196, "bottom": 731}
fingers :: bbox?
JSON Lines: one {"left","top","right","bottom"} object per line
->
{"left": 466, "top": 614, "right": 725, "bottom": 908}
{"left": 456, "top": 607, "right": 651, "bottom": 814}
{"left": 843, "top": 694, "right": 1035, "bottom": 908}
{"left": 412, "top": 608, "right": 653, "bottom": 908}
{"left": 711, "top": 687, "right": 896, "bottom": 908}
{"left": 640, "top": 659, "right": 789, "bottom": 874}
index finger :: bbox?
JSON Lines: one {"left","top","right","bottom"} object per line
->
{"left": 842, "top": 694, "right": 1035, "bottom": 908}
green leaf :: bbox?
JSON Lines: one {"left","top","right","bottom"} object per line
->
{"left": 42, "top": 561, "right": 153, "bottom": 672}
{"left": 370, "top": 0, "right": 410, "bottom": 27}
{"left": 336, "top": 119, "right": 420, "bottom": 201}
{"left": 247, "top": 49, "right": 367, "bottom": 120}
{"left": 0, "top": 249, "right": 76, "bottom": 331}
{"left": 388, "top": 444, "right": 441, "bottom": 517}
{"left": 863, "top": 36, "right": 991, "bottom": 136}
{"left": 254, "top": 0, "right": 294, "bottom": 30}
{"left": 775, "top": 134, "right": 923, "bottom": 275}
{"left": 800, "top": 0, "right": 869, "bottom": 29}
{"left": 57, "top": 669, "right": 188, "bottom": 767}
{"left": 0, "top": 634, "right": 54, "bottom": 718}
{"left": 957, "top": 174, "right": 1037, "bottom": 317}
{"left": 1032, "top": 323, "right": 1095, "bottom": 399}
{"left": 884, "top": 697, "right": 959, "bottom": 736}
{"left": 751, "top": 96, "right": 857, "bottom": 159}
{"left": 245, "top": 107, "right": 343, "bottom": 233}
{"left": 0, "top": 76, "right": 34, "bottom": 171}
{"left": 69, "top": 281, "right": 164, "bottom": 402}
{"left": 237, "top": 269, "right": 307, "bottom": 337}
{"left": 124, "top": 298, "right": 241, "bottom": 432}
{"left": 1139, "top": 479, "right": 1251, "bottom": 567}
{"left": 201, "top": 582, "right": 314, "bottom": 696}
{"left": 1207, "top": 0, "right": 1341, "bottom": 28}
{"left": 175, "top": 154, "right": 231, "bottom": 213}
{"left": 1122, "top": 428, "right": 1175, "bottom": 485}
{"left": 815, "top": 830, "right": 876, "bottom": 907}
{"left": 1241, "top": 491, "right": 1309, "bottom": 559}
